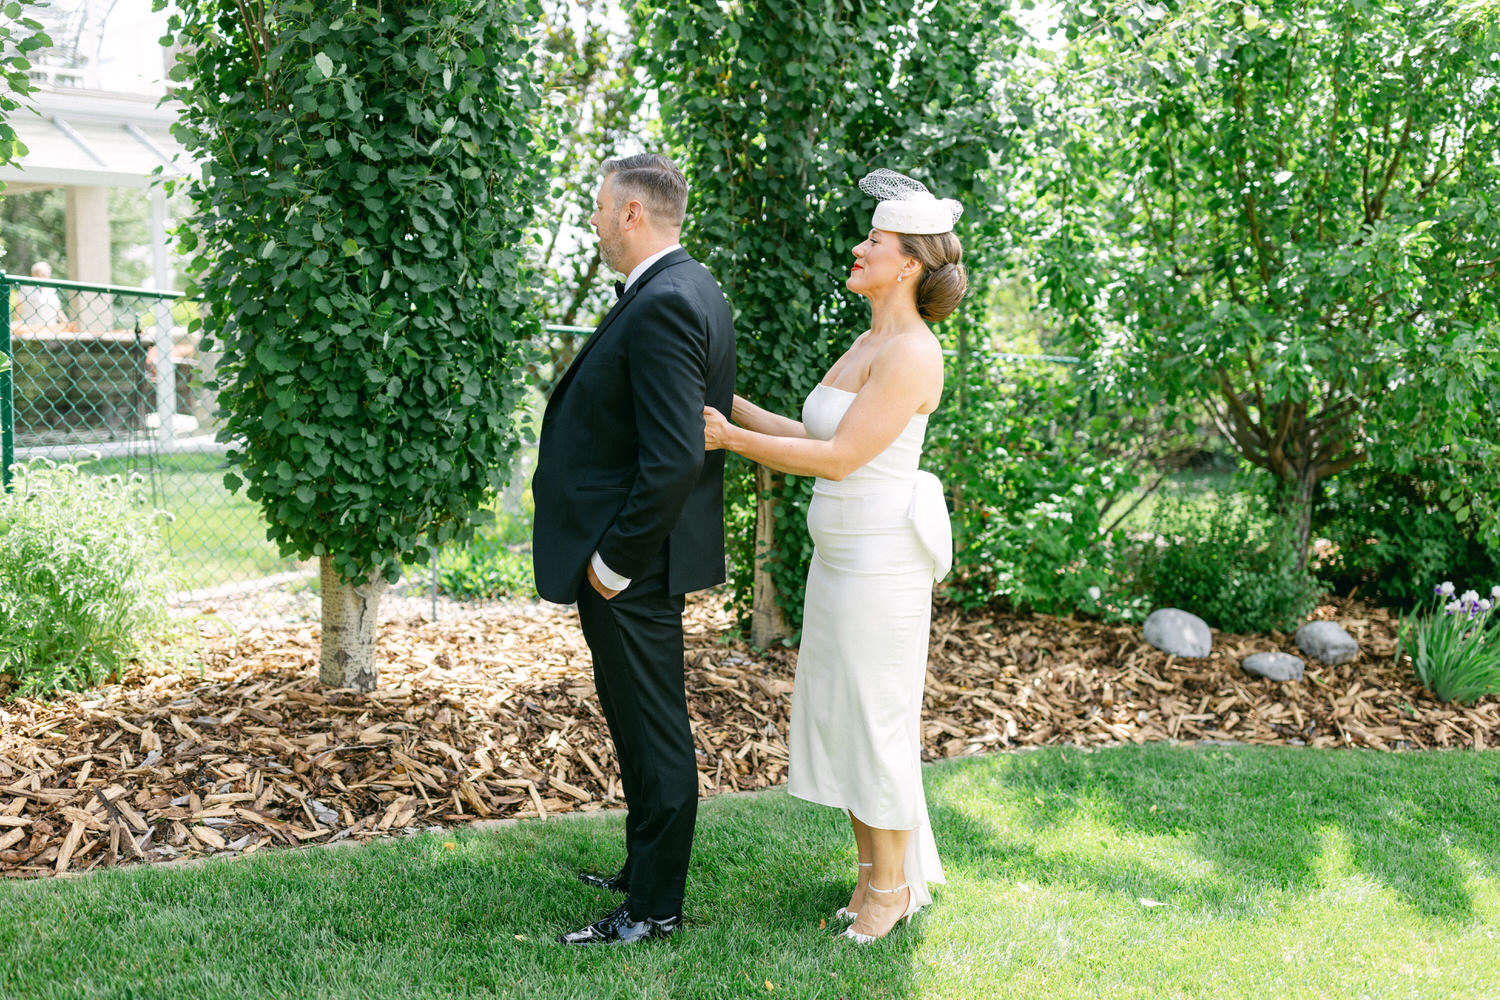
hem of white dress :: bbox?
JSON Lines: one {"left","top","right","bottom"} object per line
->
{"left": 788, "top": 786, "right": 916, "bottom": 832}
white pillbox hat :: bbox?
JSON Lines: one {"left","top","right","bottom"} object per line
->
{"left": 860, "top": 168, "right": 963, "bottom": 235}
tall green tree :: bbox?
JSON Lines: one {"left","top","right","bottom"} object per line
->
{"left": 638, "top": 0, "right": 1019, "bottom": 643}
{"left": 1, "top": 189, "right": 66, "bottom": 275}
{"left": 529, "top": 0, "right": 645, "bottom": 390}
{"left": 1027, "top": 0, "right": 1500, "bottom": 565}
{"left": 161, "top": 0, "right": 541, "bottom": 688}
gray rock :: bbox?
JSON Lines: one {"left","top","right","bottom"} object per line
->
{"left": 1295, "top": 621, "right": 1359, "bottom": 665}
{"left": 1241, "top": 651, "right": 1305, "bottom": 682}
{"left": 1143, "top": 608, "right": 1213, "bottom": 658}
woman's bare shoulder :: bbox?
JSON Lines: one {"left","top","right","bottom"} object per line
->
{"left": 872, "top": 327, "right": 943, "bottom": 369}
{"left": 868, "top": 329, "right": 943, "bottom": 411}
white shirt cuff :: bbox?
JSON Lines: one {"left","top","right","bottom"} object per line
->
{"left": 590, "top": 551, "right": 632, "bottom": 592}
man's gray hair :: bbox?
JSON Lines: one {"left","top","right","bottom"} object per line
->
{"left": 603, "top": 153, "right": 688, "bottom": 229}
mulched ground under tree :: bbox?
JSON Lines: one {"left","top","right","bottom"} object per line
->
{"left": 1, "top": 595, "right": 1495, "bottom": 879}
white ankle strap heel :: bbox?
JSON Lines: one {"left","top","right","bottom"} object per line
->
{"left": 842, "top": 881, "right": 914, "bottom": 944}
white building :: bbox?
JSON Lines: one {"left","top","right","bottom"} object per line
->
{"left": 1, "top": 1, "right": 189, "bottom": 290}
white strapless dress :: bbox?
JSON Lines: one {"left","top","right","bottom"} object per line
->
{"left": 786, "top": 383, "right": 949, "bottom": 912}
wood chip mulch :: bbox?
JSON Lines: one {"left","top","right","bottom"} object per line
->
{"left": 0, "top": 595, "right": 1495, "bottom": 880}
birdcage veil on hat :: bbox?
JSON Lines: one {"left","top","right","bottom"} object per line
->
{"left": 858, "top": 168, "right": 963, "bottom": 235}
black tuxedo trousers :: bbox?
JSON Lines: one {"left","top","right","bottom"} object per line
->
{"left": 575, "top": 551, "right": 695, "bottom": 919}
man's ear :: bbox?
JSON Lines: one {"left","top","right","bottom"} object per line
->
{"left": 620, "top": 199, "right": 646, "bottom": 231}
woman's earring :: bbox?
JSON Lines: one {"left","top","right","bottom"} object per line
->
{"left": 897, "top": 273, "right": 903, "bottom": 283}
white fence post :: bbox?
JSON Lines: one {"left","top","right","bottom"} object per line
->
{"left": 150, "top": 188, "right": 176, "bottom": 448}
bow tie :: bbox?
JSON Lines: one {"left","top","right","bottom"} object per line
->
{"left": 613, "top": 280, "right": 625, "bottom": 300}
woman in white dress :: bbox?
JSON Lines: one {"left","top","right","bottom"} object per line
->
{"left": 703, "top": 169, "right": 965, "bottom": 943}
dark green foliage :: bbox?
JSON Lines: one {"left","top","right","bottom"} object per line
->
{"left": 433, "top": 509, "right": 533, "bottom": 601}
{"left": 637, "top": 0, "right": 1019, "bottom": 633}
{"left": 161, "top": 0, "right": 541, "bottom": 586}
{"left": 1136, "top": 492, "right": 1324, "bottom": 634}
{"left": 1316, "top": 468, "right": 1500, "bottom": 607}
{"left": 0, "top": 462, "right": 171, "bottom": 698}
{"left": 926, "top": 354, "right": 1149, "bottom": 617}
{"left": 1029, "top": 1, "right": 1500, "bottom": 563}
{"left": 724, "top": 454, "right": 816, "bottom": 633}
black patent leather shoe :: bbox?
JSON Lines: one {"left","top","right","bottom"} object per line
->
{"left": 558, "top": 903, "right": 680, "bottom": 945}
{"left": 576, "top": 868, "right": 629, "bottom": 894}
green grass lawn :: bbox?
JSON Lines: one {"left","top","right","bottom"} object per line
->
{"left": 2, "top": 745, "right": 1497, "bottom": 1000}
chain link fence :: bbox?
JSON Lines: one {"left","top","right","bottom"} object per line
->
{"left": 2, "top": 274, "right": 311, "bottom": 622}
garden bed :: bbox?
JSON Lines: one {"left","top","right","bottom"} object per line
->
{"left": 0, "top": 594, "right": 1495, "bottom": 879}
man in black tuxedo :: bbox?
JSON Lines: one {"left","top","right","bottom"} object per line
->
{"left": 532, "top": 153, "right": 736, "bottom": 945}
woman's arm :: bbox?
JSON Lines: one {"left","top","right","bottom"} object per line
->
{"left": 729, "top": 393, "right": 808, "bottom": 439}
{"left": 704, "top": 336, "right": 941, "bottom": 481}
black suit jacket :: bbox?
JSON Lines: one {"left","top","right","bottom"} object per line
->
{"left": 532, "top": 248, "right": 736, "bottom": 604}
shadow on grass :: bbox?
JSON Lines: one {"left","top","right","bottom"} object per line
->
{"left": 925, "top": 744, "right": 1500, "bottom": 923}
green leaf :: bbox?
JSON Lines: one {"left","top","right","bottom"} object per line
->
{"left": 314, "top": 51, "right": 335, "bottom": 78}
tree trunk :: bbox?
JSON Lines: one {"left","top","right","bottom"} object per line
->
{"left": 1282, "top": 473, "right": 1319, "bottom": 574}
{"left": 318, "top": 555, "right": 388, "bottom": 691}
{"left": 751, "top": 463, "right": 791, "bottom": 648}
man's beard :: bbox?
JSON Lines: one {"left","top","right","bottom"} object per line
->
{"left": 598, "top": 228, "right": 625, "bottom": 274}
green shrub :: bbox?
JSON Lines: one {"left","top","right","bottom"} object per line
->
{"left": 0, "top": 461, "right": 172, "bottom": 698}
{"left": 1135, "top": 492, "right": 1324, "bottom": 634}
{"left": 1398, "top": 583, "right": 1500, "bottom": 704}
{"left": 925, "top": 354, "right": 1151, "bottom": 617}
{"left": 432, "top": 509, "right": 533, "bottom": 601}
{"left": 1315, "top": 469, "right": 1500, "bottom": 607}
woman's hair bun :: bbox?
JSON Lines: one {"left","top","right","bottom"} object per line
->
{"left": 899, "top": 231, "right": 967, "bottom": 322}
